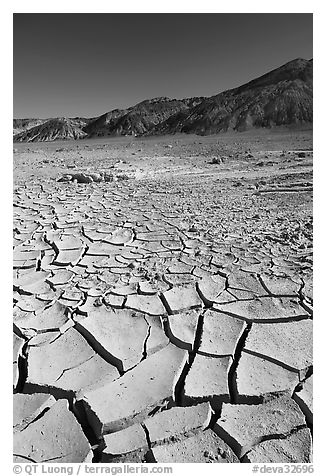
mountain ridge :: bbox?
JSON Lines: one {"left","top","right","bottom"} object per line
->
{"left": 13, "top": 58, "right": 312, "bottom": 142}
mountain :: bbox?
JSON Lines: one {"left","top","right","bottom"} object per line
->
{"left": 13, "top": 118, "right": 46, "bottom": 135}
{"left": 13, "top": 58, "right": 312, "bottom": 142}
{"left": 13, "top": 117, "right": 90, "bottom": 142}
{"left": 152, "top": 58, "right": 312, "bottom": 135}
{"left": 83, "top": 97, "right": 204, "bottom": 137}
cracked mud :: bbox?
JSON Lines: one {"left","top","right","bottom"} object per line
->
{"left": 13, "top": 132, "right": 313, "bottom": 463}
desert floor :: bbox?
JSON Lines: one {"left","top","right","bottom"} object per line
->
{"left": 13, "top": 128, "right": 313, "bottom": 463}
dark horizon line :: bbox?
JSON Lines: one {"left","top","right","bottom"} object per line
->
{"left": 14, "top": 56, "right": 313, "bottom": 121}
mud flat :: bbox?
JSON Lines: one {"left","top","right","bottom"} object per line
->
{"left": 13, "top": 130, "right": 313, "bottom": 463}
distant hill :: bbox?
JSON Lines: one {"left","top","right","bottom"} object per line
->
{"left": 13, "top": 118, "right": 46, "bottom": 135}
{"left": 13, "top": 58, "right": 312, "bottom": 142}
{"left": 13, "top": 117, "right": 90, "bottom": 142}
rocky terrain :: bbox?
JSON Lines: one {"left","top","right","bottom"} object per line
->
{"left": 13, "top": 129, "right": 313, "bottom": 464}
{"left": 13, "top": 58, "right": 312, "bottom": 142}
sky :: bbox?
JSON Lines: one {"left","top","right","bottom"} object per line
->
{"left": 13, "top": 13, "right": 313, "bottom": 119}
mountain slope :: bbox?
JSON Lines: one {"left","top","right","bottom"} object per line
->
{"left": 13, "top": 118, "right": 47, "bottom": 136}
{"left": 152, "top": 58, "right": 312, "bottom": 135}
{"left": 13, "top": 58, "right": 312, "bottom": 141}
{"left": 83, "top": 97, "right": 204, "bottom": 137}
{"left": 13, "top": 117, "right": 89, "bottom": 142}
